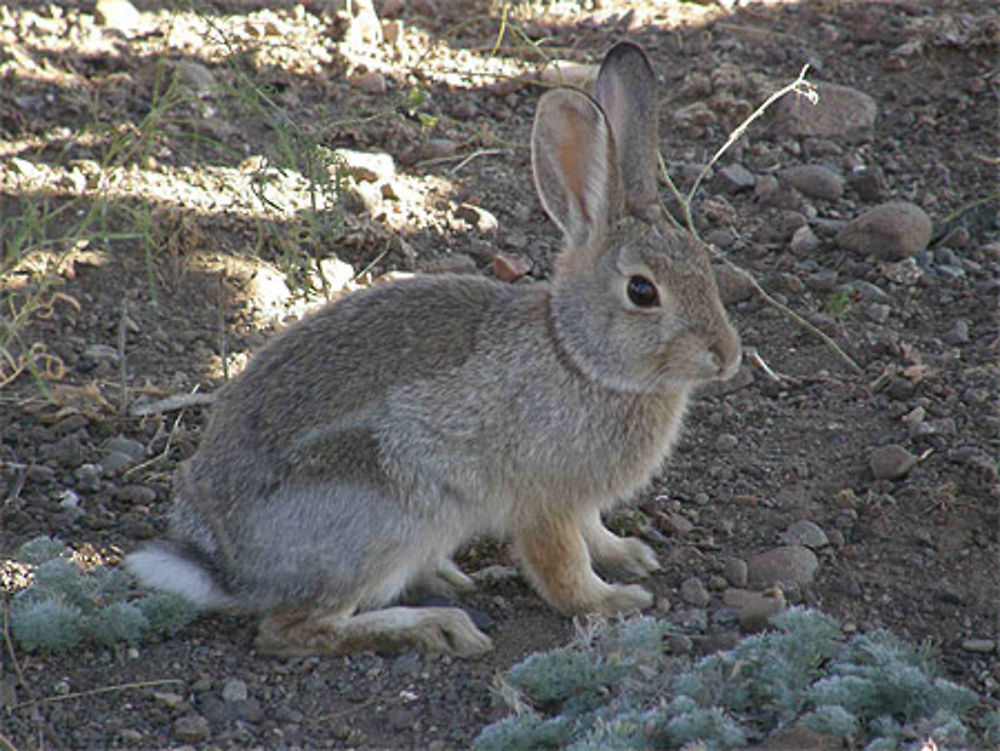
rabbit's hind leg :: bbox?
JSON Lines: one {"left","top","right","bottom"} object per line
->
{"left": 514, "top": 512, "right": 653, "bottom": 617}
{"left": 254, "top": 604, "right": 493, "bottom": 658}
{"left": 580, "top": 508, "right": 661, "bottom": 581}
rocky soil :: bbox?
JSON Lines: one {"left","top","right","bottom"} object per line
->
{"left": 1, "top": 0, "right": 997, "bottom": 749}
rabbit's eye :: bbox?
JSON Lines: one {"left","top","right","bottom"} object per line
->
{"left": 627, "top": 275, "right": 659, "bottom": 308}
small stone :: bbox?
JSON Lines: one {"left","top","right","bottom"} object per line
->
{"left": 174, "top": 61, "right": 217, "bottom": 97}
{"left": 747, "top": 546, "right": 819, "bottom": 589}
{"left": 779, "top": 165, "right": 844, "bottom": 201}
{"left": 723, "top": 558, "right": 748, "bottom": 588}
{"left": 869, "top": 444, "right": 919, "bottom": 480}
{"left": 837, "top": 201, "right": 933, "bottom": 260}
{"left": 95, "top": 0, "right": 140, "bottom": 35}
{"left": 658, "top": 511, "right": 694, "bottom": 536}
{"left": 416, "top": 138, "right": 457, "bottom": 162}
{"left": 84, "top": 343, "right": 121, "bottom": 365}
{"left": 221, "top": 678, "right": 248, "bottom": 703}
{"left": 779, "top": 520, "right": 829, "bottom": 549}
{"left": 848, "top": 165, "right": 886, "bottom": 202}
{"left": 789, "top": 225, "right": 820, "bottom": 255}
{"left": 713, "top": 264, "right": 756, "bottom": 304}
{"left": 714, "top": 163, "right": 756, "bottom": 194}
{"left": 961, "top": 639, "right": 996, "bottom": 654}
{"left": 348, "top": 71, "right": 387, "bottom": 94}
{"left": 106, "top": 435, "right": 146, "bottom": 461}
{"left": 738, "top": 589, "right": 787, "bottom": 633}
{"left": 333, "top": 149, "right": 396, "bottom": 182}
{"left": 173, "top": 714, "right": 210, "bottom": 743}
{"left": 99, "top": 451, "right": 136, "bottom": 477}
{"left": 454, "top": 204, "right": 498, "bottom": 232}
{"left": 942, "top": 319, "right": 970, "bottom": 345}
{"left": 27, "top": 465, "right": 56, "bottom": 485}
{"left": 680, "top": 577, "right": 711, "bottom": 607}
{"left": 153, "top": 691, "right": 186, "bottom": 710}
{"left": 753, "top": 726, "right": 842, "bottom": 751}
{"left": 492, "top": 253, "right": 530, "bottom": 282}
{"left": 769, "top": 82, "right": 877, "bottom": 143}
{"left": 668, "top": 634, "right": 693, "bottom": 654}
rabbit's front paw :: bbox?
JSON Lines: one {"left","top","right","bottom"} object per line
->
{"left": 596, "top": 537, "right": 661, "bottom": 581}
{"left": 595, "top": 583, "right": 654, "bottom": 615}
{"left": 582, "top": 514, "right": 661, "bottom": 581}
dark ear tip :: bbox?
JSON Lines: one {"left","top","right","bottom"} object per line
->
{"left": 600, "top": 41, "right": 654, "bottom": 75}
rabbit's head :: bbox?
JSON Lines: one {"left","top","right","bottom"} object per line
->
{"left": 533, "top": 43, "right": 741, "bottom": 394}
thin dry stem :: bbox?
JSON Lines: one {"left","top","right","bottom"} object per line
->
{"left": 657, "top": 67, "right": 861, "bottom": 375}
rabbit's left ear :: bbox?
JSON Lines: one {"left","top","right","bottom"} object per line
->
{"left": 593, "top": 42, "right": 660, "bottom": 217}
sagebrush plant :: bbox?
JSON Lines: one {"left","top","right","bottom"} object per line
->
{"left": 474, "top": 607, "right": 986, "bottom": 751}
{"left": 4, "top": 536, "right": 195, "bottom": 653}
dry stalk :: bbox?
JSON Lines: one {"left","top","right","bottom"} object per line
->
{"left": 658, "top": 68, "right": 863, "bottom": 376}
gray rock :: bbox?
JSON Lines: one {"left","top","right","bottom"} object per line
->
{"left": 221, "top": 678, "right": 248, "bottom": 703}
{"left": 848, "top": 165, "right": 886, "bottom": 202}
{"left": 780, "top": 520, "right": 829, "bottom": 549}
{"left": 961, "top": 639, "right": 996, "bottom": 654}
{"left": 42, "top": 436, "right": 87, "bottom": 468}
{"left": 680, "top": 577, "right": 711, "bottom": 607}
{"left": 715, "top": 163, "right": 756, "bottom": 194}
{"left": 75, "top": 463, "right": 102, "bottom": 491}
{"left": 173, "top": 714, "right": 210, "bottom": 743}
{"left": 780, "top": 165, "right": 844, "bottom": 201}
{"left": 738, "top": 590, "right": 787, "bottom": 633}
{"left": 715, "top": 433, "right": 739, "bottom": 451}
{"left": 942, "top": 319, "right": 970, "bottom": 345}
{"left": 747, "top": 545, "right": 819, "bottom": 589}
{"left": 869, "top": 444, "right": 919, "bottom": 480}
{"left": 770, "top": 82, "right": 877, "bottom": 143}
{"left": 99, "top": 451, "right": 136, "bottom": 477}
{"left": 714, "top": 264, "right": 756, "bottom": 304}
{"left": 106, "top": 435, "right": 146, "bottom": 461}
{"left": 723, "top": 557, "right": 748, "bottom": 588}
{"left": 790, "top": 225, "right": 820, "bottom": 255}
{"left": 837, "top": 201, "right": 933, "bottom": 260}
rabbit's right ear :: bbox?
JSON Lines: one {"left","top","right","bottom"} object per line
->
{"left": 531, "top": 88, "right": 623, "bottom": 255}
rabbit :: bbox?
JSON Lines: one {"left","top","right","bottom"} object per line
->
{"left": 125, "top": 41, "right": 741, "bottom": 658}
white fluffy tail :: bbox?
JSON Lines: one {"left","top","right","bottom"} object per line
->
{"left": 125, "top": 542, "right": 235, "bottom": 610}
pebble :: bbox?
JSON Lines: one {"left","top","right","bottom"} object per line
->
{"left": 961, "top": 639, "right": 996, "bottom": 654}
{"left": 221, "top": 678, "right": 248, "bottom": 703}
{"left": 713, "top": 264, "right": 756, "bottom": 304}
{"left": 173, "top": 714, "right": 210, "bottom": 743}
{"left": 779, "top": 520, "right": 829, "bottom": 549}
{"left": 738, "top": 589, "right": 788, "bottom": 633}
{"left": 754, "top": 726, "right": 842, "bottom": 751}
{"left": 106, "top": 435, "right": 146, "bottom": 461}
{"left": 95, "top": 0, "right": 140, "bottom": 36}
{"left": 747, "top": 546, "right": 819, "bottom": 589}
{"left": 99, "top": 451, "right": 136, "bottom": 477}
{"left": 658, "top": 511, "right": 694, "bottom": 536}
{"left": 42, "top": 436, "right": 87, "bottom": 468}
{"left": 174, "top": 60, "right": 217, "bottom": 97}
{"left": 942, "top": 319, "right": 970, "bottom": 345}
{"left": 789, "top": 225, "right": 820, "bottom": 255}
{"left": 837, "top": 201, "right": 933, "bottom": 260}
{"left": 415, "top": 138, "right": 457, "bottom": 162}
{"left": 848, "top": 165, "right": 886, "bottom": 202}
{"left": 723, "top": 557, "right": 748, "bottom": 587}
{"left": 680, "top": 576, "right": 711, "bottom": 607}
{"left": 714, "top": 163, "right": 756, "bottom": 194}
{"left": 804, "top": 268, "right": 838, "bottom": 291}
{"left": 454, "top": 203, "right": 498, "bottom": 232}
{"left": 492, "top": 253, "right": 530, "bottom": 282}
{"left": 770, "top": 82, "right": 877, "bottom": 142}
{"left": 75, "top": 463, "right": 102, "bottom": 491}
{"left": 779, "top": 165, "right": 844, "bottom": 201}
{"left": 715, "top": 433, "right": 739, "bottom": 451}
{"left": 869, "top": 444, "right": 919, "bottom": 480}
{"left": 348, "top": 71, "right": 387, "bottom": 94}
{"left": 153, "top": 691, "right": 186, "bottom": 710}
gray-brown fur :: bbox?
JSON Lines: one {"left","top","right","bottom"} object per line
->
{"left": 126, "top": 42, "right": 741, "bottom": 657}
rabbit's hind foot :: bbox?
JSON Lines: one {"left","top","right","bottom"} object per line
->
{"left": 254, "top": 605, "right": 493, "bottom": 658}
{"left": 516, "top": 515, "right": 654, "bottom": 617}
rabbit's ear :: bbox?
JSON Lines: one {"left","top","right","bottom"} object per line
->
{"left": 593, "top": 42, "right": 659, "bottom": 216}
{"left": 531, "top": 88, "right": 623, "bottom": 253}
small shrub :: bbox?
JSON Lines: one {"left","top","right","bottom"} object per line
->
{"left": 475, "top": 607, "right": 988, "bottom": 750}
{"left": 5, "top": 535, "right": 196, "bottom": 653}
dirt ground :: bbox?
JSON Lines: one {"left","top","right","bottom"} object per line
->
{"left": 1, "top": 0, "right": 997, "bottom": 749}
